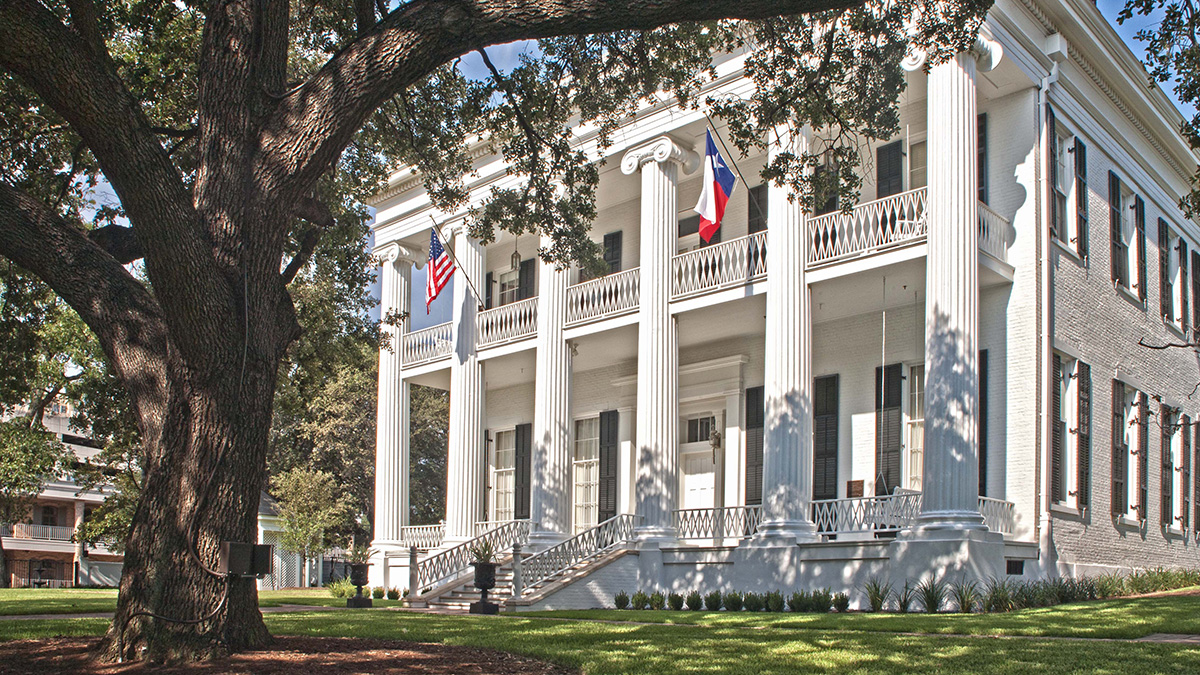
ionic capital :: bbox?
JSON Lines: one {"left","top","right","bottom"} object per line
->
{"left": 373, "top": 242, "right": 421, "bottom": 268}
{"left": 901, "top": 35, "right": 1003, "bottom": 73}
{"left": 620, "top": 136, "right": 700, "bottom": 176}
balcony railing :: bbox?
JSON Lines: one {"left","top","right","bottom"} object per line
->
{"left": 565, "top": 267, "right": 640, "bottom": 326}
{"left": 397, "top": 524, "right": 445, "bottom": 550}
{"left": 401, "top": 321, "right": 452, "bottom": 365}
{"left": 3, "top": 523, "right": 76, "bottom": 541}
{"left": 979, "top": 496, "right": 1016, "bottom": 535}
{"left": 810, "top": 491, "right": 1015, "bottom": 538}
{"left": 978, "top": 202, "right": 1010, "bottom": 264}
{"left": 478, "top": 297, "right": 538, "bottom": 349}
{"left": 671, "top": 231, "right": 768, "bottom": 299}
{"left": 673, "top": 506, "right": 761, "bottom": 540}
{"left": 808, "top": 188, "right": 928, "bottom": 266}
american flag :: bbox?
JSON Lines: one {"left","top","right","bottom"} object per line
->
{"left": 425, "top": 228, "right": 455, "bottom": 313}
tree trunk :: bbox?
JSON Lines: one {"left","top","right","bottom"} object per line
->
{"left": 0, "top": 537, "right": 8, "bottom": 588}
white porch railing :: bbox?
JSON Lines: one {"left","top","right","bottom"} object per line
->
{"left": 807, "top": 188, "right": 928, "bottom": 266}
{"left": 565, "top": 267, "right": 640, "bottom": 326}
{"left": 516, "top": 513, "right": 640, "bottom": 596}
{"left": 414, "top": 519, "right": 533, "bottom": 593}
{"left": 811, "top": 492, "right": 923, "bottom": 536}
{"left": 9, "top": 523, "right": 75, "bottom": 541}
{"left": 979, "top": 496, "right": 1015, "bottom": 535}
{"left": 673, "top": 506, "right": 762, "bottom": 540}
{"left": 477, "top": 297, "right": 537, "bottom": 348}
{"left": 397, "top": 524, "right": 445, "bottom": 550}
{"left": 978, "top": 201, "right": 1010, "bottom": 264}
{"left": 401, "top": 321, "right": 452, "bottom": 365}
{"left": 670, "top": 231, "right": 768, "bottom": 299}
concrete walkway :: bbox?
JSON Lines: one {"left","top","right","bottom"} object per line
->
{"left": 0, "top": 603, "right": 346, "bottom": 621}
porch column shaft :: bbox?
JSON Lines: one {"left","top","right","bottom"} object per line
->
{"left": 919, "top": 50, "right": 987, "bottom": 528}
{"left": 758, "top": 127, "right": 818, "bottom": 542}
{"left": 373, "top": 245, "right": 414, "bottom": 545}
{"left": 531, "top": 235, "right": 573, "bottom": 543}
{"left": 446, "top": 225, "right": 487, "bottom": 541}
{"left": 622, "top": 136, "right": 698, "bottom": 540}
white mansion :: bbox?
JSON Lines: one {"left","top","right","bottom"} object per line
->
{"left": 368, "top": 0, "right": 1200, "bottom": 609}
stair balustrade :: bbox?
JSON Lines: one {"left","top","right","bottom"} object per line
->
{"left": 565, "top": 268, "right": 640, "bottom": 326}
{"left": 672, "top": 506, "right": 761, "bottom": 540}
{"left": 414, "top": 519, "right": 533, "bottom": 594}
{"left": 670, "top": 231, "right": 768, "bottom": 299}
{"left": 401, "top": 321, "right": 452, "bottom": 365}
{"left": 515, "top": 514, "right": 641, "bottom": 596}
{"left": 477, "top": 297, "right": 538, "bottom": 348}
{"left": 807, "top": 188, "right": 928, "bottom": 266}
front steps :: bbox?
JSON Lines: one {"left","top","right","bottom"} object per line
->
{"left": 420, "top": 559, "right": 519, "bottom": 612}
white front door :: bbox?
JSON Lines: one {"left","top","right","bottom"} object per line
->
{"left": 680, "top": 451, "right": 716, "bottom": 511}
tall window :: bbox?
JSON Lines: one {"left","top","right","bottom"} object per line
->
{"left": 1052, "top": 124, "right": 1073, "bottom": 245}
{"left": 908, "top": 141, "right": 927, "bottom": 191}
{"left": 1051, "top": 354, "right": 1084, "bottom": 507}
{"left": 573, "top": 418, "right": 600, "bottom": 532}
{"left": 906, "top": 364, "right": 925, "bottom": 490}
{"left": 40, "top": 505, "right": 57, "bottom": 527}
{"left": 498, "top": 268, "right": 520, "bottom": 306}
{"left": 492, "top": 430, "right": 516, "bottom": 522}
{"left": 1159, "top": 221, "right": 1189, "bottom": 332}
{"left": 1112, "top": 384, "right": 1147, "bottom": 520}
{"left": 1162, "top": 406, "right": 1184, "bottom": 529}
{"left": 686, "top": 416, "right": 716, "bottom": 444}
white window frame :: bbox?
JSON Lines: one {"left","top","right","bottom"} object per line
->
{"left": 497, "top": 267, "right": 520, "bottom": 307}
{"left": 905, "top": 363, "right": 925, "bottom": 491}
{"left": 1167, "top": 409, "right": 1185, "bottom": 529}
{"left": 1122, "top": 186, "right": 1141, "bottom": 295}
{"left": 490, "top": 428, "right": 516, "bottom": 523}
{"left": 1167, "top": 227, "right": 1187, "bottom": 333}
{"left": 1054, "top": 355, "right": 1082, "bottom": 507}
{"left": 1124, "top": 388, "right": 1143, "bottom": 520}
{"left": 908, "top": 136, "right": 927, "bottom": 192}
{"left": 572, "top": 417, "right": 600, "bottom": 533}
{"left": 1053, "top": 123, "right": 1077, "bottom": 248}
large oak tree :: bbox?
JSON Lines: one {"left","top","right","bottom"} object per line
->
{"left": 0, "top": 0, "right": 987, "bottom": 661}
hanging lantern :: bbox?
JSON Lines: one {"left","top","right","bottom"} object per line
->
{"left": 510, "top": 237, "right": 520, "bottom": 271}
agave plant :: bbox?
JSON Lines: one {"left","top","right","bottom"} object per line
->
{"left": 862, "top": 577, "right": 893, "bottom": 612}
{"left": 916, "top": 576, "right": 946, "bottom": 614}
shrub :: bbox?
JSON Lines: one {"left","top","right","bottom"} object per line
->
{"left": 863, "top": 577, "right": 893, "bottom": 612}
{"left": 949, "top": 578, "right": 979, "bottom": 613}
{"left": 833, "top": 592, "right": 850, "bottom": 613}
{"left": 327, "top": 577, "right": 354, "bottom": 598}
{"left": 668, "top": 592, "right": 685, "bottom": 611}
{"left": 614, "top": 591, "right": 630, "bottom": 609}
{"left": 387, "top": 587, "right": 401, "bottom": 600}
{"left": 766, "top": 590, "right": 785, "bottom": 613}
{"left": 743, "top": 592, "right": 764, "bottom": 612}
{"left": 649, "top": 591, "right": 666, "bottom": 610}
{"left": 897, "top": 581, "right": 916, "bottom": 614}
{"left": 1095, "top": 572, "right": 1126, "bottom": 599}
{"left": 631, "top": 590, "right": 650, "bottom": 610}
{"left": 788, "top": 590, "right": 811, "bottom": 613}
{"left": 372, "top": 586, "right": 386, "bottom": 599}
{"left": 983, "top": 578, "right": 1014, "bottom": 613}
{"left": 723, "top": 591, "right": 744, "bottom": 612}
{"left": 916, "top": 577, "right": 946, "bottom": 613}
{"left": 686, "top": 591, "right": 703, "bottom": 611}
{"left": 811, "top": 588, "right": 833, "bottom": 613}
{"left": 705, "top": 590, "right": 723, "bottom": 611}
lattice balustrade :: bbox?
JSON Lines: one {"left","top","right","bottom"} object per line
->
{"left": 401, "top": 321, "right": 452, "bottom": 365}
{"left": 516, "top": 514, "right": 640, "bottom": 596}
{"left": 477, "top": 297, "right": 538, "bottom": 348}
{"left": 398, "top": 524, "right": 446, "bottom": 550}
{"left": 565, "top": 268, "right": 640, "bottom": 326}
{"left": 414, "top": 519, "right": 533, "bottom": 593}
{"left": 979, "top": 496, "right": 1015, "bottom": 535}
{"left": 673, "top": 506, "right": 762, "bottom": 540}
{"left": 977, "top": 202, "right": 1011, "bottom": 264}
{"left": 807, "top": 188, "right": 928, "bottom": 266}
{"left": 670, "top": 231, "right": 768, "bottom": 299}
{"left": 810, "top": 491, "right": 924, "bottom": 536}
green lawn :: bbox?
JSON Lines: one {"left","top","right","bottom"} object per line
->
{"left": 0, "top": 587, "right": 402, "bottom": 615}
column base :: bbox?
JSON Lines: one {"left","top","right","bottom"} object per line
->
{"left": 888, "top": 527, "right": 1004, "bottom": 584}
{"left": 909, "top": 509, "right": 988, "bottom": 532}
{"left": 748, "top": 518, "right": 820, "bottom": 547}
{"left": 526, "top": 529, "right": 569, "bottom": 553}
{"left": 633, "top": 525, "right": 678, "bottom": 547}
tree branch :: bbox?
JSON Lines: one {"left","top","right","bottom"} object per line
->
{"left": 1139, "top": 337, "right": 1198, "bottom": 351}
{"left": 88, "top": 224, "right": 145, "bottom": 264}
{"left": 281, "top": 196, "right": 335, "bottom": 285}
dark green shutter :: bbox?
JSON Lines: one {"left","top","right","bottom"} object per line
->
{"left": 1110, "top": 172, "right": 1124, "bottom": 286}
{"left": 602, "top": 231, "right": 622, "bottom": 273}
{"left": 1183, "top": 416, "right": 1192, "bottom": 530}
{"left": 485, "top": 271, "right": 494, "bottom": 309}
{"left": 514, "top": 423, "right": 532, "bottom": 521}
{"left": 598, "top": 410, "right": 619, "bottom": 523}
{"left": 1138, "top": 394, "right": 1149, "bottom": 520}
{"left": 978, "top": 113, "right": 989, "bottom": 205}
{"left": 748, "top": 184, "right": 768, "bottom": 233}
{"left": 1193, "top": 422, "right": 1200, "bottom": 533}
{"left": 745, "top": 386, "right": 765, "bottom": 506}
{"left": 876, "top": 141, "right": 903, "bottom": 199}
{"left": 1163, "top": 405, "right": 1174, "bottom": 527}
{"left": 979, "top": 349, "right": 989, "bottom": 496}
{"left": 1193, "top": 251, "right": 1200, "bottom": 335}
{"left": 1051, "top": 354, "right": 1063, "bottom": 503}
{"left": 813, "top": 375, "right": 839, "bottom": 501}
{"left": 1048, "top": 107, "right": 1059, "bottom": 238}
{"left": 1160, "top": 218, "right": 1172, "bottom": 321}
{"left": 517, "top": 259, "right": 535, "bottom": 301}
{"left": 1075, "top": 138, "right": 1089, "bottom": 258}
{"left": 1077, "top": 362, "right": 1092, "bottom": 508}
{"left": 1182, "top": 241, "right": 1190, "bottom": 333}
{"left": 874, "top": 364, "right": 903, "bottom": 496}
{"left": 1136, "top": 196, "right": 1148, "bottom": 302}
{"left": 1112, "top": 380, "right": 1128, "bottom": 516}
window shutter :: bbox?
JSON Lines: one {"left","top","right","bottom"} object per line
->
{"left": 485, "top": 271, "right": 494, "bottom": 309}
{"left": 1138, "top": 393, "right": 1149, "bottom": 520}
{"left": 978, "top": 113, "right": 989, "bottom": 205}
{"left": 1162, "top": 404, "right": 1174, "bottom": 527}
{"left": 1075, "top": 138, "right": 1089, "bottom": 258}
{"left": 597, "top": 410, "right": 619, "bottom": 523}
{"left": 1112, "top": 380, "right": 1127, "bottom": 516}
{"left": 514, "top": 423, "right": 532, "bottom": 521}
{"left": 1159, "top": 219, "right": 1172, "bottom": 320}
{"left": 979, "top": 349, "right": 989, "bottom": 496}
{"left": 1048, "top": 107, "right": 1059, "bottom": 239}
{"left": 875, "top": 364, "right": 903, "bottom": 496}
{"left": 602, "top": 231, "right": 623, "bottom": 273}
{"left": 813, "top": 375, "right": 840, "bottom": 501}
{"left": 745, "top": 387, "right": 765, "bottom": 505}
{"left": 748, "top": 185, "right": 769, "bottom": 234}
{"left": 1182, "top": 241, "right": 1190, "bottom": 335}
{"left": 1194, "top": 422, "right": 1200, "bottom": 534}
{"left": 876, "top": 141, "right": 903, "bottom": 199}
{"left": 1051, "top": 354, "right": 1064, "bottom": 503}
{"left": 1136, "top": 196, "right": 1148, "bottom": 302}
{"left": 1193, "top": 251, "right": 1200, "bottom": 336}
{"left": 517, "top": 259, "right": 535, "bottom": 301}
{"left": 1077, "top": 361, "right": 1092, "bottom": 508}
{"left": 1110, "top": 172, "right": 1123, "bottom": 286}
{"left": 1183, "top": 415, "right": 1192, "bottom": 531}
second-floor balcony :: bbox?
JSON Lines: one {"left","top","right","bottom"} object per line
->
{"left": 1, "top": 523, "right": 76, "bottom": 542}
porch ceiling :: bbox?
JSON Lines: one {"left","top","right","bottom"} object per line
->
{"left": 812, "top": 257, "right": 926, "bottom": 325}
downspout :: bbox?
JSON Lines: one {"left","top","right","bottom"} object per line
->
{"left": 1036, "top": 51, "right": 1062, "bottom": 577}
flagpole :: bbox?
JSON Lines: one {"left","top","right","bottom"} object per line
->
{"left": 701, "top": 112, "right": 767, "bottom": 221}
{"left": 429, "top": 215, "right": 486, "bottom": 311}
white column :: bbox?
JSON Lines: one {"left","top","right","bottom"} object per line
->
{"left": 622, "top": 136, "right": 699, "bottom": 541}
{"left": 530, "top": 235, "right": 573, "bottom": 545}
{"left": 914, "top": 40, "right": 1002, "bottom": 530}
{"left": 756, "top": 127, "right": 818, "bottom": 543}
{"left": 372, "top": 244, "right": 415, "bottom": 547}
{"left": 445, "top": 224, "right": 487, "bottom": 542}
{"left": 73, "top": 501, "right": 86, "bottom": 584}
{"left": 722, "top": 390, "right": 742, "bottom": 511}
{"left": 618, "top": 407, "right": 636, "bottom": 515}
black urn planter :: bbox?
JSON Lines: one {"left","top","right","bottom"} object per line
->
{"left": 469, "top": 562, "right": 499, "bottom": 615}
{"left": 347, "top": 562, "right": 373, "bottom": 608}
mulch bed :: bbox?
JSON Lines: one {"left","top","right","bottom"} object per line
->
{"left": 0, "top": 636, "right": 576, "bottom": 674}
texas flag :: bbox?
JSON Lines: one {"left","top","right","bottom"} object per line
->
{"left": 693, "top": 129, "right": 737, "bottom": 243}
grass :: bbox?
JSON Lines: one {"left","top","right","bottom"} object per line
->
{"left": 0, "top": 587, "right": 402, "bottom": 615}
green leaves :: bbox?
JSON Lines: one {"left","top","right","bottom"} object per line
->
{"left": 0, "top": 420, "right": 68, "bottom": 523}
{"left": 271, "top": 467, "right": 353, "bottom": 559}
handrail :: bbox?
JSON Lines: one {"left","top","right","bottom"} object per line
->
{"left": 670, "top": 231, "right": 767, "bottom": 299}
{"left": 978, "top": 201, "right": 1010, "bottom": 264}
{"left": 401, "top": 321, "right": 453, "bottom": 365}
{"left": 672, "top": 506, "right": 761, "bottom": 540}
{"left": 415, "top": 520, "right": 533, "bottom": 592}
{"left": 807, "top": 188, "right": 928, "bottom": 266}
{"left": 478, "top": 297, "right": 538, "bottom": 348}
{"left": 517, "top": 514, "right": 641, "bottom": 595}
{"left": 397, "top": 524, "right": 445, "bottom": 550}
{"left": 9, "top": 523, "right": 75, "bottom": 541}
{"left": 565, "top": 267, "right": 640, "bottom": 325}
